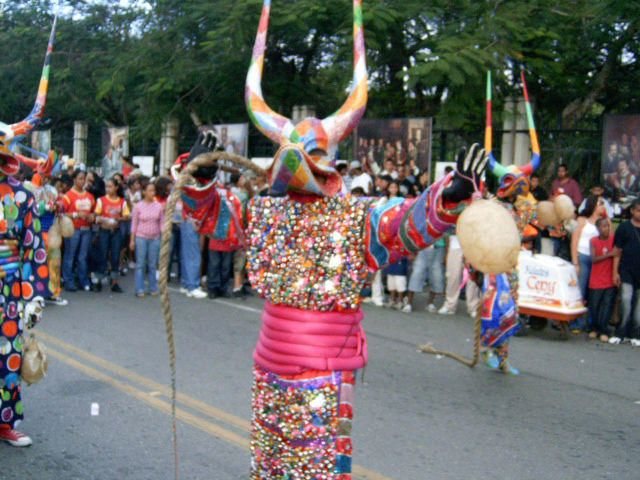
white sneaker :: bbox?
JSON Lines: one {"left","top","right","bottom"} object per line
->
{"left": 373, "top": 300, "right": 384, "bottom": 307}
{"left": 187, "top": 288, "right": 207, "bottom": 299}
{"left": 438, "top": 306, "right": 454, "bottom": 315}
{"left": 46, "top": 297, "right": 68, "bottom": 306}
{"left": 426, "top": 303, "right": 437, "bottom": 313}
{"left": 402, "top": 303, "right": 412, "bottom": 313}
{"left": 179, "top": 287, "right": 189, "bottom": 294}
{"left": 0, "top": 428, "right": 32, "bottom": 447}
{"left": 608, "top": 336, "right": 622, "bottom": 345}
{"left": 630, "top": 338, "right": 640, "bottom": 347}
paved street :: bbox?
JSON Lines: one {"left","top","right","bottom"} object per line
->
{"left": 2, "top": 273, "right": 639, "bottom": 480}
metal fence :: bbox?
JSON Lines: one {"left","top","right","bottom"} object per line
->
{"left": 47, "top": 122, "right": 603, "bottom": 190}
{"left": 431, "top": 128, "right": 603, "bottom": 189}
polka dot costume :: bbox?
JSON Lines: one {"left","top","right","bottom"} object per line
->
{"left": 0, "top": 176, "right": 50, "bottom": 429}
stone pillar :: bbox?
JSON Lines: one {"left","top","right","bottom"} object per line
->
{"left": 73, "top": 121, "right": 88, "bottom": 164}
{"left": 292, "top": 105, "right": 316, "bottom": 123}
{"left": 500, "top": 96, "right": 530, "bottom": 167}
{"left": 160, "top": 117, "right": 179, "bottom": 174}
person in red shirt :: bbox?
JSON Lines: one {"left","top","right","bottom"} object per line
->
{"left": 94, "top": 178, "right": 130, "bottom": 293}
{"left": 588, "top": 217, "right": 616, "bottom": 342}
{"left": 61, "top": 170, "right": 95, "bottom": 291}
{"left": 551, "top": 164, "right": 583, "bottom": 207}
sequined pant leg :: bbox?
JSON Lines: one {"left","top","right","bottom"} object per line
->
{"left": 250, "top": 366, "right": 355, "bottom": 480}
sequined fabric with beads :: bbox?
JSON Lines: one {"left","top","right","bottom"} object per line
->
{"left": 246, "top": 196, "right": 374, "bottom": 311}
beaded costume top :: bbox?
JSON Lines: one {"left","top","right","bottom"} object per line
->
{"left": 246, "top": 195, "right": 373, "bottom": 312}
{"left": 246, "top": 177, "right": 463, "bottom": 312}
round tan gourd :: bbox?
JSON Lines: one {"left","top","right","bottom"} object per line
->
{"left": 456, "top": 199, "right": 520, "bottom": 274}
{"left": 536, "top": 200, "right": 561, "bottom": 226}
{"left": 59, "top": 215, "right": 75, "bottom": 238}
{"left": 554, "top": 194, "right": 575, "bottom": 221}
{"left": 47, "top": 221, "right": 62, "bottom": 250}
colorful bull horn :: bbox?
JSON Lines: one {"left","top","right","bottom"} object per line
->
{"left": 485, "top": 71, "right": 510, "bottom": 179}
{"left": 246, "top": 0, "right": 367, "bottom": 148}
{"left": 519, "top": 70, "right": 541, "bottom": 176}
{"left": 320, "top": 0, "right": 368, "bottom": 146}
{"left": 245, "top": 1, "right": 296, "bottom": 145}
{"left": 2, "top": 16, "right": 57, "bottom": 144}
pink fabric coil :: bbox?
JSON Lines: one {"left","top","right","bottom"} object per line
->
{"left": 253, "top": 302, "right": 368, "bottom": 375}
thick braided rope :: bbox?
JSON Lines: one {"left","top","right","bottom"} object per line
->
{"left": 158, "top": 152, "right": 265, "bottom": 479}
{"left": 419, "top": 303, "right": 482, "bottom": 367}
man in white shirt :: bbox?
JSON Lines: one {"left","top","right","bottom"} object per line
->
{"left": 350, "top": 160, "right": 373, "bottom": 195}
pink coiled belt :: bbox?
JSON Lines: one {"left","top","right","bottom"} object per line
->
{"left": 253, "top": 302, "right": 368, "bottom": 375}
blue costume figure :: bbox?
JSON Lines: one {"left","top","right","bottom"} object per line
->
{"left": 481, "top": 71, "right": 542, "bottom": 375}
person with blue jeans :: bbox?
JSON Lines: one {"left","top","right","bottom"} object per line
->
{"left": 611, "top": 198, "right": 640, "bottom": 346}
{"left": 63, "top": 228, "right": 92, "bottom": 291}
{"left": 61, "top": 170, "right": 95, "bottom": 291}
{"left": 403, "top": 241, "right": 445, "bottom": 313}
{"left": 207, "top": 243, "right": 233, "bottom": 298}
{"left": 95, "top": 179, "right": 130, "bottom": 293}
{"left": 130, "top": 182, "right": 164, "bottom": 297}
{"left": 168, "top": 199, "right": 183, "bottom": 282}
{"left": 570, "top": 195, "right": 606, "bottom": 333}
{"left": 179, "top": 220, "right": 207, "bottom": 298}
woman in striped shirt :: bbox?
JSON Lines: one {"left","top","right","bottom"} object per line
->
{"left": 130, "top": 182, "right": 164, "bottom": 297}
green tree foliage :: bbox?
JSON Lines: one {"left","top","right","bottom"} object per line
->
{"left": 0, "top": 0, "right": 637, "bottom": 157}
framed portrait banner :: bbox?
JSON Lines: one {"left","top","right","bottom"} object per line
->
{"left": 602, "top": 115, "right": 640, "bottom": 202}
{"left": 354, "top": 117, "right": 433, "bottom": 177}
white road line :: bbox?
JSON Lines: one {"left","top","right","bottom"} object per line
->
{"left": 167, "top": 286, "right": 262, "bottom": 314}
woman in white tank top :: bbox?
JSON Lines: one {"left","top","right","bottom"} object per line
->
{"left": 570, "top": 195, "right": 608, "bottom": 332}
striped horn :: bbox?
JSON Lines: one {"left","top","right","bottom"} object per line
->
{"left": 485, "top": 71, "right": 510, "bottom": 179}
{"left": 2, "top": 17, "right": 57, "bottom": 143}
{"left": 519, "top": 70, "right": 541, "bottom": 176}
{"left": 245, "top": 0, "right": 295, "bottom": 145}
{"left": 320, "top": 0, "right": 368, "bottom": 146}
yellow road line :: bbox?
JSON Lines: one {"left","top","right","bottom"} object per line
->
{"left": 40, "top": 332, "right": 394, "bottom": 480}
{"left": 36, "top": 330, "right": 249, "bottom": 432}
{"left": 46, "top": 347, "right": 249, "bottom": 449}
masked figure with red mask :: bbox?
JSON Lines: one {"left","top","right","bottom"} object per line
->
{"left": 171, "top": 2, "right": 487, "bottom": 478}
{"left": 0, "top": 18, "right": 56, "bottom": 447}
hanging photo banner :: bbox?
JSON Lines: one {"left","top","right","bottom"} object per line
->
{"left": 199, "top": 123, "right": 249, "bottom": 184}
{"left": 354, "top": 117, "right": 432, "bottom": 176}
{"left": 102, "top": 126, "right": 129, "bottom": 178}
{"left": 602, "top": 115, "right": 640, "bottom": 203}
{"left": 198, "top": 123, "right": 249, "bottom": 157}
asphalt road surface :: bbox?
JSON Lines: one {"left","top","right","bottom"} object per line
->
{"left": 3, "top": 274, "right": 638, "bottom": 480}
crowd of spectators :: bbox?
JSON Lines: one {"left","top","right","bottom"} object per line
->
{"left": 350, "top": 154, "right": 639, "bottom": 347}
{"left": 25, "top": 150, "right": 638, "bottom": 347}
{"left": 23, "top": 156, "right": 259, "bottom": 303}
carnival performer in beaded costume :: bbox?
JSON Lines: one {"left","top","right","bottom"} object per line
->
{"left": 0, "top": 18, "right": 56, "bottom": 447}
{"left": 174, "top": 2, "right": 486, "bottom": 477}
{"left": 480, "top": 71, "right": 543, "bottom": 375}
